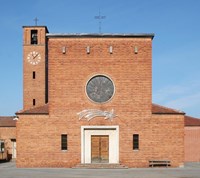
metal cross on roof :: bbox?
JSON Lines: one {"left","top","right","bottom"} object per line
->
{"left": 34, "top": 17, "right": 39, "bottom": 26}
{"left": 94, "top": 10, "right": 106, "bottom": 33}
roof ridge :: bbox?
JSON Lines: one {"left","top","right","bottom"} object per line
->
{"left": 16, "top": 104, "right": 49, "bottom": 115}
{"left": 185, "top": 115, "right": 200, "bottom": 126}
{"left": 0, "top": 116, "right": 15, "bottom": 118}
{"left": 0, "top": 116, "right": 16, "bottom": 127}
{"left": 152, "top": 103, "right": 185, "bottom": 114}
{"left": 185, "top": 115, "right": 200, "bottom": 120}
{"left": 46, "top": 33, "right": 154, "bottom": 39}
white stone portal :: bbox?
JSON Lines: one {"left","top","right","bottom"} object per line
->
{"left": 81, "top": 126, "right": 119, "bottom": 164}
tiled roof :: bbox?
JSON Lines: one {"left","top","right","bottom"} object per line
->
{"left": 47, "top": 33, "right": 154, "bottom": 39}
{"left": 16, "top": 104, "right": 49, "bottom": 115}
{"left": 185, "top": 115, "right": 200, "bottom": 126}
{"left": 17, "top": 103, "right": 185, "bottom": 115}
{"left": 14, "top": 103, "right": 200, "bottom": 127}
{"left": 0, "top": 116, "right": 16, "bottom": 127}
{"left": 152, "top": 103, "right": 185, "bottom": 114}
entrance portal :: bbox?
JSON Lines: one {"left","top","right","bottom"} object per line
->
{"left": 11, "top": 139, "right": 16, "bottom": 159}
{"left": 91, "top": 135, "right": 109, "bottom": 163}
{"left": 81, "top": 126, "right": 119, "bottom": 164}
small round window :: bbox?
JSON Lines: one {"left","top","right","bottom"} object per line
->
{"left": 86, "top": 75, "right": 115, "bottom": 103}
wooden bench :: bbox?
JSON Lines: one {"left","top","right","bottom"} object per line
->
{"left": 149, "top": 160, "right": 171, "bottom": 167}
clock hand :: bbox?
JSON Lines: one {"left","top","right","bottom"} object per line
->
{"left": 33, "top": 53, "right": 39, "bottom": 59}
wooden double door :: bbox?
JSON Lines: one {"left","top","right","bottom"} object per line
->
{"left": 91, "top": 135, "right": 109, "bottom": 163}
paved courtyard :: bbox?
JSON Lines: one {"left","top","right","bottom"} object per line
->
{"left": 0, "top": 161, "right": 200, "bottom": 178}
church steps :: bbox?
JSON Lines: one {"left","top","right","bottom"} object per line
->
{"left": 72, "top": 163, "right": 128, "bottom": 169}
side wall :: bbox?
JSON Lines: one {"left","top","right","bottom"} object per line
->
{"left": 16, "top": 115, "right": 52, "bottom": 167}
{"left": 151, "top": 114, "right": 184, "bottom": 167}
{"left": 185, "top": 126, "right": 200, "bottom": 162}
{"left": 0, "top": 127, "right": 16, "bottom": 160}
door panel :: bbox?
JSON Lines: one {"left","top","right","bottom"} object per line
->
{"left": 91, "top": 136, "right": 100, "bottom": 162}
{"left": 11, "top": 139, "right": 16, "bottom": 159}
{"left": 91, "top": 135, "right": 109, "bottom": 163}
{"left": 100, "top": 136, "right": 109, "bottom": 162}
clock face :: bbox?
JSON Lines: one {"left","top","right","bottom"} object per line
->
{"left": 27, "top": 51, "right": 41, "bottom": 65}
{"left": 86, "top": 75, "right": 115, "bottom": 103}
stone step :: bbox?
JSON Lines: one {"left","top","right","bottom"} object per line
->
{"left": 73, "top": 163, "right": 128, "bottom": 169}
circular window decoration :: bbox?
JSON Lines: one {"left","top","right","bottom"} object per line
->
{"left": 86, "top": 75, "right": 115, "bottom": 103}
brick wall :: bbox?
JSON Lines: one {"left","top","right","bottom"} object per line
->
{"left": 17, "top": 34, "right": 184, "bottom": 168}
{"left": 16, "top": 114, "right": 184, "bottom": 167}
{"left": 23, "top": 27, "right": 48, "bottom": 110}
{"left": 151, "top": 114, "right": 184, "bottom": 167}
{"left": 185, "top": 127, "right": 200, "bottom": 162}
{"left": 48, "top": 37, "right": 152, "bottom": 168}
{"left": 48, "top": 37, "right": 152, "bottom": 116}
{"left": 0, "top": 127, "right": 16, "bottom": 160}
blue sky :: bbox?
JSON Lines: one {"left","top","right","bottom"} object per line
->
{"left": 0, "top": 0, "right": 200, "bottom": 118}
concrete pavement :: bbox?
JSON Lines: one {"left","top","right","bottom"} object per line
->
{"left": 0, "top": 161, "right": 200, "bottom": 178}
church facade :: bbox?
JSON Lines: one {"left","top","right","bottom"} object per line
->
{"left": 16, "top": 26, "right": 184, "bottom": 168}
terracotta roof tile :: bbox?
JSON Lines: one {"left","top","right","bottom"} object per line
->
{"left": 0, "top": 116, "right": 16, "bottom": 127}
{"left": 15, "top": 103, "right": 200, "bottom": 127}
{"left": 16, "top": 104, "right": 49, "bottom": 115}
{"left": 152, "top": 103, "right": 185, "bottom": 114}
{"left": 17, "top": 103, "right": 186, "bottom": 115}
{"left": 185, "top": 115, "right": 200, "bottom": 126}
{"left": 14, "top": 103, "right": 200, "bottom": 127}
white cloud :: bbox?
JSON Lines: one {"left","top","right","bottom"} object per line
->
{"left": 153, "top": 85, "right": 190, "bottom": 103}
{"left": 165, "top": 92, "right": 200, "bottom": 110}
{"left": 153, "top": 80, "right": 200, "bottom": 117}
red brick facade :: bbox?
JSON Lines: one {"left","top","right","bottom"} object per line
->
{"left": 0, "top": 117, "right": 16, "bottom": 161}
{"left": 16, "top": 26, "right": 185, "bottom": 168}
{"left": 151, "top": 114, "right": 184, "bottom": 167}
{"left": 23, "top": 26, "right": 48, "bottom": 110}
{"left": 184, "top": 116, "right": 200, "bottom": 162}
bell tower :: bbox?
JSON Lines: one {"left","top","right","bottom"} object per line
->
{"left": 23, "top": 26, "right": 48, "bottom": 110}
